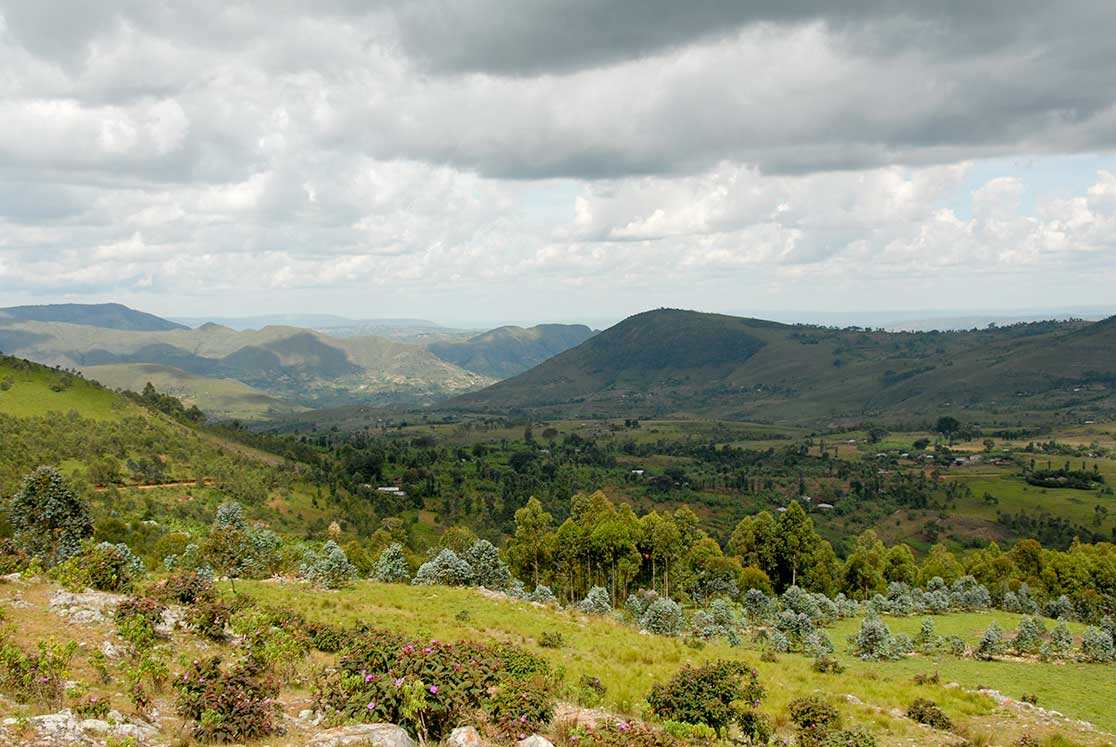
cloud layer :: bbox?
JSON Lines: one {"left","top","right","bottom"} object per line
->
{"left": 1, "top": 1, "right": 1115, "bottom": 320}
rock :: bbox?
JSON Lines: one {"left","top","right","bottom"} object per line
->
{"left": 517, "top": 737, "right": 555, "bottom": 747}
{"left": 100, "top": 640, "right": 125, "bottom": 659}
{"left": 1, "top": 573, "right": 21, "bottom": 583}
{"left": 305, "top": 723, "right": 417, "bottom": 747}
{"left": 0, "top": 708, "right": 160, "bottom": 746}
{"left": 48, "top": 590, "right": 126, "bottom": 625}
{"left": 447, "top": 726, "right": 485, "bottom": 746}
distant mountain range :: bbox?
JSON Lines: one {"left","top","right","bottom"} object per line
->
{"left": 0, "top": 302, "right": 187, "bottom": 331}
{"left": 0, "top": 303, "right": 594, "bottom": 417}
{"left": 450, "top": 308, "right": 1116, "bottom": 425}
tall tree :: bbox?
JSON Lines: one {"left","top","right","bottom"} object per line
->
{"left": 9, "top": 466, "right": 92, "bottom": 565}
{"left": 508, "top": 496, "right": 555, "bottom": 586}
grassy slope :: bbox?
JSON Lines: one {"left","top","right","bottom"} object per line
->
{"left": 240, "top": 580, "right": 1114, "bottom": 745}
{"left": 0, "top": 357, "right": 124, "bottom": 421}
{"left": 80, "top": 362, "right": 308, "bottom": 421}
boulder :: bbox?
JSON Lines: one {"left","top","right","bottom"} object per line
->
{"left": 48, "top": 590, "right": 126, "bottom": 625}
{"left": 0, "top": 709, "right": 159, "bottom": 746}
{"left": 518, "top": 737, "right": 555, "bottom": 747}
{"left": 446, "top": 726, "right": 485, "bottom": 746}
{"left": 305, "top": 723, "right": 417, "bottom": 747}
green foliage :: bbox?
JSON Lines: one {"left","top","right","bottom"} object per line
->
{"left": 640, "top": 598, "right": 685, "bottom": 636}
{"left": 72, "top": 692, "right": 111, "bottom": 720}
{"left": 0, "top": 630, "right": 77, "bottom": 707}
{"left": 1013, "top": 616, "right": 1047, "bottom": 655}
{"left": 564, "top": 719, "right": 687, "bottom": 746}
{"left": 372, "top": 543, "right": 411, "bottom": 583}
{"left": 538, "top": 630, "right": 564, "bottom": 649}
{"left": 299, "top": 540, "right": 357, "bottom": 589}
{"left": 976, "top": 622, "right": 1006, "bottom": 660}
{"left": 8, "top": 466, "right": 92, "bottom": 566}
{"left": 54, "top": 542, "right": 144, "bottom": 592}
{"left": 412, "top": 548, "right": 474, "bottom": 586}
{"left": 148, "top": 569, "right": 217, "bottom": 606}
{"left": 114, "top": 596, "right": 166, "bottom": 652}
{"left": 188, "top": 599, "right": 232, "bottom": 641}
{"left": 789, "top": 695, "right": 841, "bottom": 731}
{"left": 579, "top": 586, "right": 612, "bottom": 615}
{"left": 906, "top": 698, "right": 953, "bottom": 731}
{"left": 312, "top": 630, "right": 553, "bottom": 743}
{"left": 173, "top": 656, "right": 282, "bottom": 743}
{"left": 1080, "top": 626, "right": 1115, "bottom": 662}
{"left": 645, "top": 660, "right": 765, "bottom": 733}
{"left": 463, "top": 539, "right": 513, "bottom": 590}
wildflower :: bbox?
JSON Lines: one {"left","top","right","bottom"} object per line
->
{"left": 394, "top": 678, "right": 404, "bottom": 687}
{"left": 367, "top": 701, "right": 376, "bottom": 710}
{"left": 365, "top": 674, "right": 374, "bottom": 683}
{"left": 423, "top": 647, "right": 432, "bottom": 653}
{"left": 618, "top": 722, "right": 630, "bottom": 731}
{"left": 429, "top": 685, "right": 439, "bottom": 694}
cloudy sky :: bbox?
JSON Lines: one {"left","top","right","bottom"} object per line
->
{"left": 2, "top": 1, "right": 1116, "bottom": 325}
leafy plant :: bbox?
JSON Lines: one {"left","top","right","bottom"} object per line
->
{"left": 645, "top": 660, "right": 765, "bottom": 733}
{"left": 906, "top": 698, "right": 952, "bottom": 731}
{"left": 173, "top": 656, "right": 282, "bottom": 742}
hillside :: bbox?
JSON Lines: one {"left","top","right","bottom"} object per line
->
{"left": 427, "top": 323, "right": 596, "bottom": 377}
{"left": 449, "top": 309, "right": 1116, "bottom": 425}
{"left": 79, "top": 363, "right": 308, "bottom": 421}
{"left": 0, "top": 302, "right": 186, "bottom": 331}
{"left": 0, "top": 319, "right": 492, "bottom": 412}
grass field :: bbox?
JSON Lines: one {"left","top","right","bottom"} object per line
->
{"left": 238, "top": 580, "right": 1114, "bottom": 746}
{"left": 0, "top": 358, "right": 124, "bottom": 420}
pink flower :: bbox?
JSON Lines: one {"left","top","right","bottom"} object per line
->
{"left": 365, "top": 674, "right": 374, "bottom": 683}
{"left": 367, "top": 701, "right": 376, "bottom": 710}
{"left": 429, "top": 685, "right": 439, "bottom": 694}
{"left": 423, "top": 647, "right": 432, "bottom": 653}
{"left": 394, "top": 678, "right": 404, "bottom": 687}
{"left": 618, "top": 722, "right": 630, "bottom": 731}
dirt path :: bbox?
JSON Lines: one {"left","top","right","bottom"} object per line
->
{"left": 94, "top": 479, "right": 213, "bottom": 492}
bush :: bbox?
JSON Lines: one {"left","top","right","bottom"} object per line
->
{"left": 485, "top": 679, "right": 554, "bottom": 742}
{"left": 1080, "top": 626, "right": 1115, "bottom": 663}
{"left": 114, "top": 596, "right": 166, "bottom": 651}
{"left": 575, "top": 673, "right": 607, "bottom": 707}
{"left": 538, "top": 631, "right": 564, "bottom": 649}
{"left": 463, "top": 539, "right": 512, "bottom": 590}
{"left": 173, "top": 656, "right": 281, "bottom": 742}
{"left": 646, "top": 660, "right": 765, "bottom": 733}
{"left": 906, "top": 698, "right": 952, "bottom": 730}
{"left": 788, "top": 695, "right": 841, "bottom": 730}
{"left": 148, "top": 570, "right": 217, "bottom": 605}
{"left": 640, "top": 598, "right": 685, "bottom": 636}
{"left": 189, "top": 599, "right": 232, "bottom": 641}
{"left": 527, "top": 584, "right": 558, "bottom": 605}
{"left": 299, "top": 540, "right": 356, "bottom": 589}
{"left": 306, "top": 621, "right": 351, "bottom": 653}
{"left": 412, "top": 548, "right": 474, "bottom": 586}
{"left": 976, "top": 622, "right": 1006, "bottom": 660}
{"left": 73, "top": 692, "right": 111, "bottom": 719}
{"left": 1013, "top": 616, "right": 1046, "bottom": 655}
{"left": 851, "top": 614, "right": 892, "bottom": 660}
{"left": 579, "top": 586, "right": 612, "bottom": 615}
{"left": 567, "top": 719, "right": 688, "bottom": 746}
{"left": 0, "top": 631, "right": 77, "bottom": 707}
{"left": 818, "top": 730, "right": 877, "bottom": 747}
{"left": 811, "top": 656, "right": 845, "bottom": 674}
{"left": 9, "top": 466, "right": 92, "bottom": 566}
{"left": 372, "top": 543, "right": 411, "bottom": 583}
{"left": 803, "top": 630, "right": 834, "bottom": 658}
{"left": 54, "top": 542, "right": 144, "bottom": 592}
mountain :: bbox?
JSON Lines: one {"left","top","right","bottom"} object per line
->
{"left": 449, "top": 308, "right": 1116, "bottom": 425}
{"left": 427, "top": 323, "right": 596, "bottom": 378}
{"left": 0, "top": 302, "right": 186, "bottom": 331}
{"left": 0, "top": 319, "right": 492, "bottom": 413}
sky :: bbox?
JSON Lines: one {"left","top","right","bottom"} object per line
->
{"left": 2, "top": 1, "right": 1116, "bottom": 327}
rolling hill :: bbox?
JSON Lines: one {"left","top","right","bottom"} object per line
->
{"left": 0, "top": 302, "right": 186, "bottom": 331}
{"left": 449, "top": 308, "right": 1116, "bottom": 425}
{"left": 426, "top": 323, "right": 595, "bottom": 377}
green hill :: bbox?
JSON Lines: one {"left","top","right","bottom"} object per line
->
{"left": 79, "top": 363, "right": 309, "bottom": 421}
{"left": 449, "top": 309, "right": 1116, "bottom": 425}
{"left": 0, "top": 302, "right": 186, "bottom": 331}
{"left": 0, "top": 355, "right": 123, "bottom": 421}
{"left": 427, "top": 323, "right": 595, "bottom": 377}
{"left": 0, "top": 319, "right": 492, "bottom": 411}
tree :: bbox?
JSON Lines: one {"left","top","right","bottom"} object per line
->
{"left": 299, "top": 540, "right": 356, "bottom": 589}
{"left": 935, "top": 417, "right": 962, "bottom": 443}
{"left": 775, "top": 502, "right": 818, "bottom": 589}
{"left": 507, "top": 497, "right": 554, "bottom": 586}
{"left": 9, "top": 466, "right": 92, "bottom": 566}
{"left": 463, "top": 539, "right": 512, "bottom": 590}
{"left": 373, "top": 543, "right": 411, "bottom": 583}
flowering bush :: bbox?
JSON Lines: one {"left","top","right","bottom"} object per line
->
{"left": 313, "top": 629, "right": 554, "bottom": 743}
{"left": 560, "top": 719, "right": 686, "bottom": 746}
{"left": 173, "top": 656, "right": 282, "bottom": 742}
{"left": 188, "top": 599, "right": 232, "bottom": 641}
{"left": 114, "top": 596, "right": 167, "bottom": 651}
{"left": 72, "top": 692, "right": 111, "bottom": 720}
{"left": 789, "top": 696, "right": 841, "bottom": 747}
{"left": 0, "top": 631, "right": 77, "bottom": 707}
{"left": 645, "top": 660, "right": 765, "bottom": 734}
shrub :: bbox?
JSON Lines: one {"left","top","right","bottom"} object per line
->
{"left": 803, "top": 630, "right": 835, "bottom": 658}
{"left": 579, "top": 586, "right": 612, "bottom": 615}
{"left": 0, "top": 631, "right": 77, "bottom": 707}
{"left": 9, "top": 466, "right": 92, "bottom": 566}
{"left": 1013, "top": 616, "right": 1046, "bottom": 655}
{"left": 906, "top": 698, "right": 952, "bottom": 730}
{"left": 0, "top": 539, "right": 30, "bottom": 575}
{"left": 412, "top": 548, "right": 474, "bottom": 586}
{"left": 915, "top": 618, "right": 941, "bottom": 652}
{"left": 372, "top": 543, "right": 411, "bottom": 583}
{"left": 851, "top": 614, "right": 892, "bottom": 660}
{"left": 72, "top": 692, "right": 111, "bottom": 719}
{"left": 230, "top": 608, "right": 311, "bottom": 679}
{"left": 742, "top": 588, "right": 771, "bottom": 622}
{"left": 1080, "top": 626, "right": 1115, "bottom": 663}
{"left": 313, "top": 632, "right": 552, "bottom": 743}
{"left": 148, "top": 570, "right": 217, "bottom": 605}
{"left": 912, "top": 671, "right": 941, "bottom": 686}
{"left": 976, "top": 622, "right": 1006, "bottom": 660}
{"left": 189, "top": 599, "right": 232, "bottom": 641}
{"left": 575, "top": 673, "right": 607, "bottom": 706}
{"left": 485, "top": 679, "right": 555, "bottom": 742}
{"left": 887, "top": 634, "right": 914, "bottom": 659}
{"left": 538, "top": 631, "right": 564, "bottom": 649}
{"left": 306, "top": 621, "right": 351, "bottom": 653}
{"left": 819, "top": 730, "right": 877, "bottom": 747}
{"left": 299, "top": 540, "right": 356, "bottom": 589}
{"left": 645, "top": 660, "right": 765, "bottom": 733}
{"left": 527, "top": 584, "right": 558, "bottom": 605}
{"left": 565, "top": 719, "right": 687, "bottom": 746}
{"left": 640, "top": 598, "right": 685, "bottom": 636}
{"left": 114, "top": 596, "right": 166, "bottom": 651}
{"left": 173, "top": 656, "right": 282, "bottom": 742}
{"left": 463, "top": 539, "right": 512, "bottom": 590}
{"left": 1045, "top": 621, "right": 1074, "bottom": 658}
{"left": 788, "top": 695, "right": 841, "bottom": 730}
{"left": 54, "top": 542, "right": 144, "bottom": 592}
{"left": 1043, "top": 595, "right": 1074, "bottom": 620}
{"left": 811, "top": 656, "right": 845, "bottom": 674}
{"left": 1019, "top": 693, "right": 1039, "bottom": 705}
{"left": 945, "top": 635, "right": 967, "bottom": 657}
